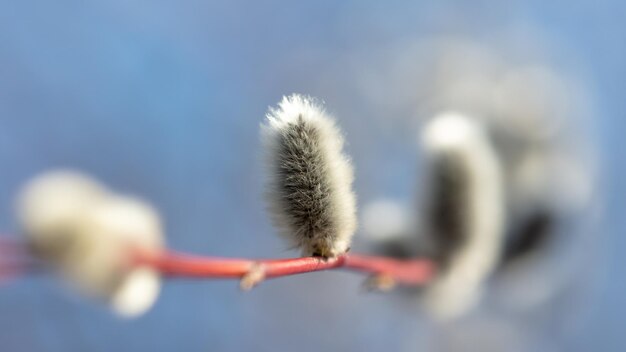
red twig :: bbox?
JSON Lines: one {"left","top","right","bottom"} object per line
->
{"left": 136, "top": 250, "right": 435, "bottom": 289}
{"left": 1, "top": 236, "right": 436, "bottom": 290}
{"left": 0, "top": 242, "right": 33, "bottom": 285}
{"left": 0, "top": 260, "right": 32, "bottom": 284}
{"left": 0, "top": 236, "right": 26, "bottom": 253}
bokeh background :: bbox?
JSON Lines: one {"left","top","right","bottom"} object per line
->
{"left": 0, "top": 1, "right": 622, "bottom": 351}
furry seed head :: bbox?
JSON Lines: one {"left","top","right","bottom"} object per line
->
{"left": 419, "top": 112, "right": 505, "bottom": 320}
{"left": 17, "top": 170, "right": 164, "bottom": 317}
{"left": 262, "top": 94, "right": 357, "bottom": 258}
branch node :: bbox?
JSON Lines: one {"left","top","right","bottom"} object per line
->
{"left": 240, "top": 263, "right": 267, "bottom": 291}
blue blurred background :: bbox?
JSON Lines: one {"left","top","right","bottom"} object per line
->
{"left": 0, "top": 1, "right": 622, "bottom": 351}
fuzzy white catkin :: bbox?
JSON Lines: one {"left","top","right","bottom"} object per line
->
{"left": 262, "top": 94, "right": 357, "bottom": 258}
{"left": 17, "top": 170, "right": 108, "bottom": 242}
{"left": 419, "top": 112, "right": 505, "bottom": 320}
{"left": 17, "top": 171, "right": 164, "bottom": 317}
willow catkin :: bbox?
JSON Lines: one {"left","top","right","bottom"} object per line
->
{"left": 17, "top": 170, "right": 109, "bottom": 263}
{"left": 419, "top": 112, "right": 505, "bottom": 320}
{"left": 17, "top": 170, "right": 164, "bottom": 317}
{"left": 76, "top": 194, "right": 164, "bottom": 317}
{"left": 262, "top": 94, "right": 357, "bottom": 258}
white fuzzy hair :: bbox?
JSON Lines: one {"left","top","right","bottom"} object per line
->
{"left": 262, "top": 94, "right": 357, "bottom": 258}
{"left": 419, "top": 112, "right": 505, "bottom": 320}
{"left": 17, "top": 170, "right": 108, "bottom": 243}
{"left": 17, "top": 170, "right": 164, "bottom": 317}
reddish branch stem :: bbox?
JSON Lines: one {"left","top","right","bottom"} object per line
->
{"left": 137, "top": 250, "right": 435, "bottom": 287}
{"left": 0, "top": 239, "right": 34, "bottom": 285}
{"left": 1, "top": 236, "right": 436, "bottom": 289}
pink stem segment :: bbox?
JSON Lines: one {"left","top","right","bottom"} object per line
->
{"left": 0, "top": 237, "right": 34, "bottom": 285}
{"left": 137, "top": 250, "right": 435, "bottom": 286}
{"left": 0, "top": 236, "right": 436, "bottom": 288}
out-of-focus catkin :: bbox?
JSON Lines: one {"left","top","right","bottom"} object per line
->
{"left": 17, "top": 170, "right": 164, "bottom": 317}
{"left": 419, "top": 112, "right": 505, "bottom": 320}
{"left": 262, "top": 94, "right": 357, "bottom": 258}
